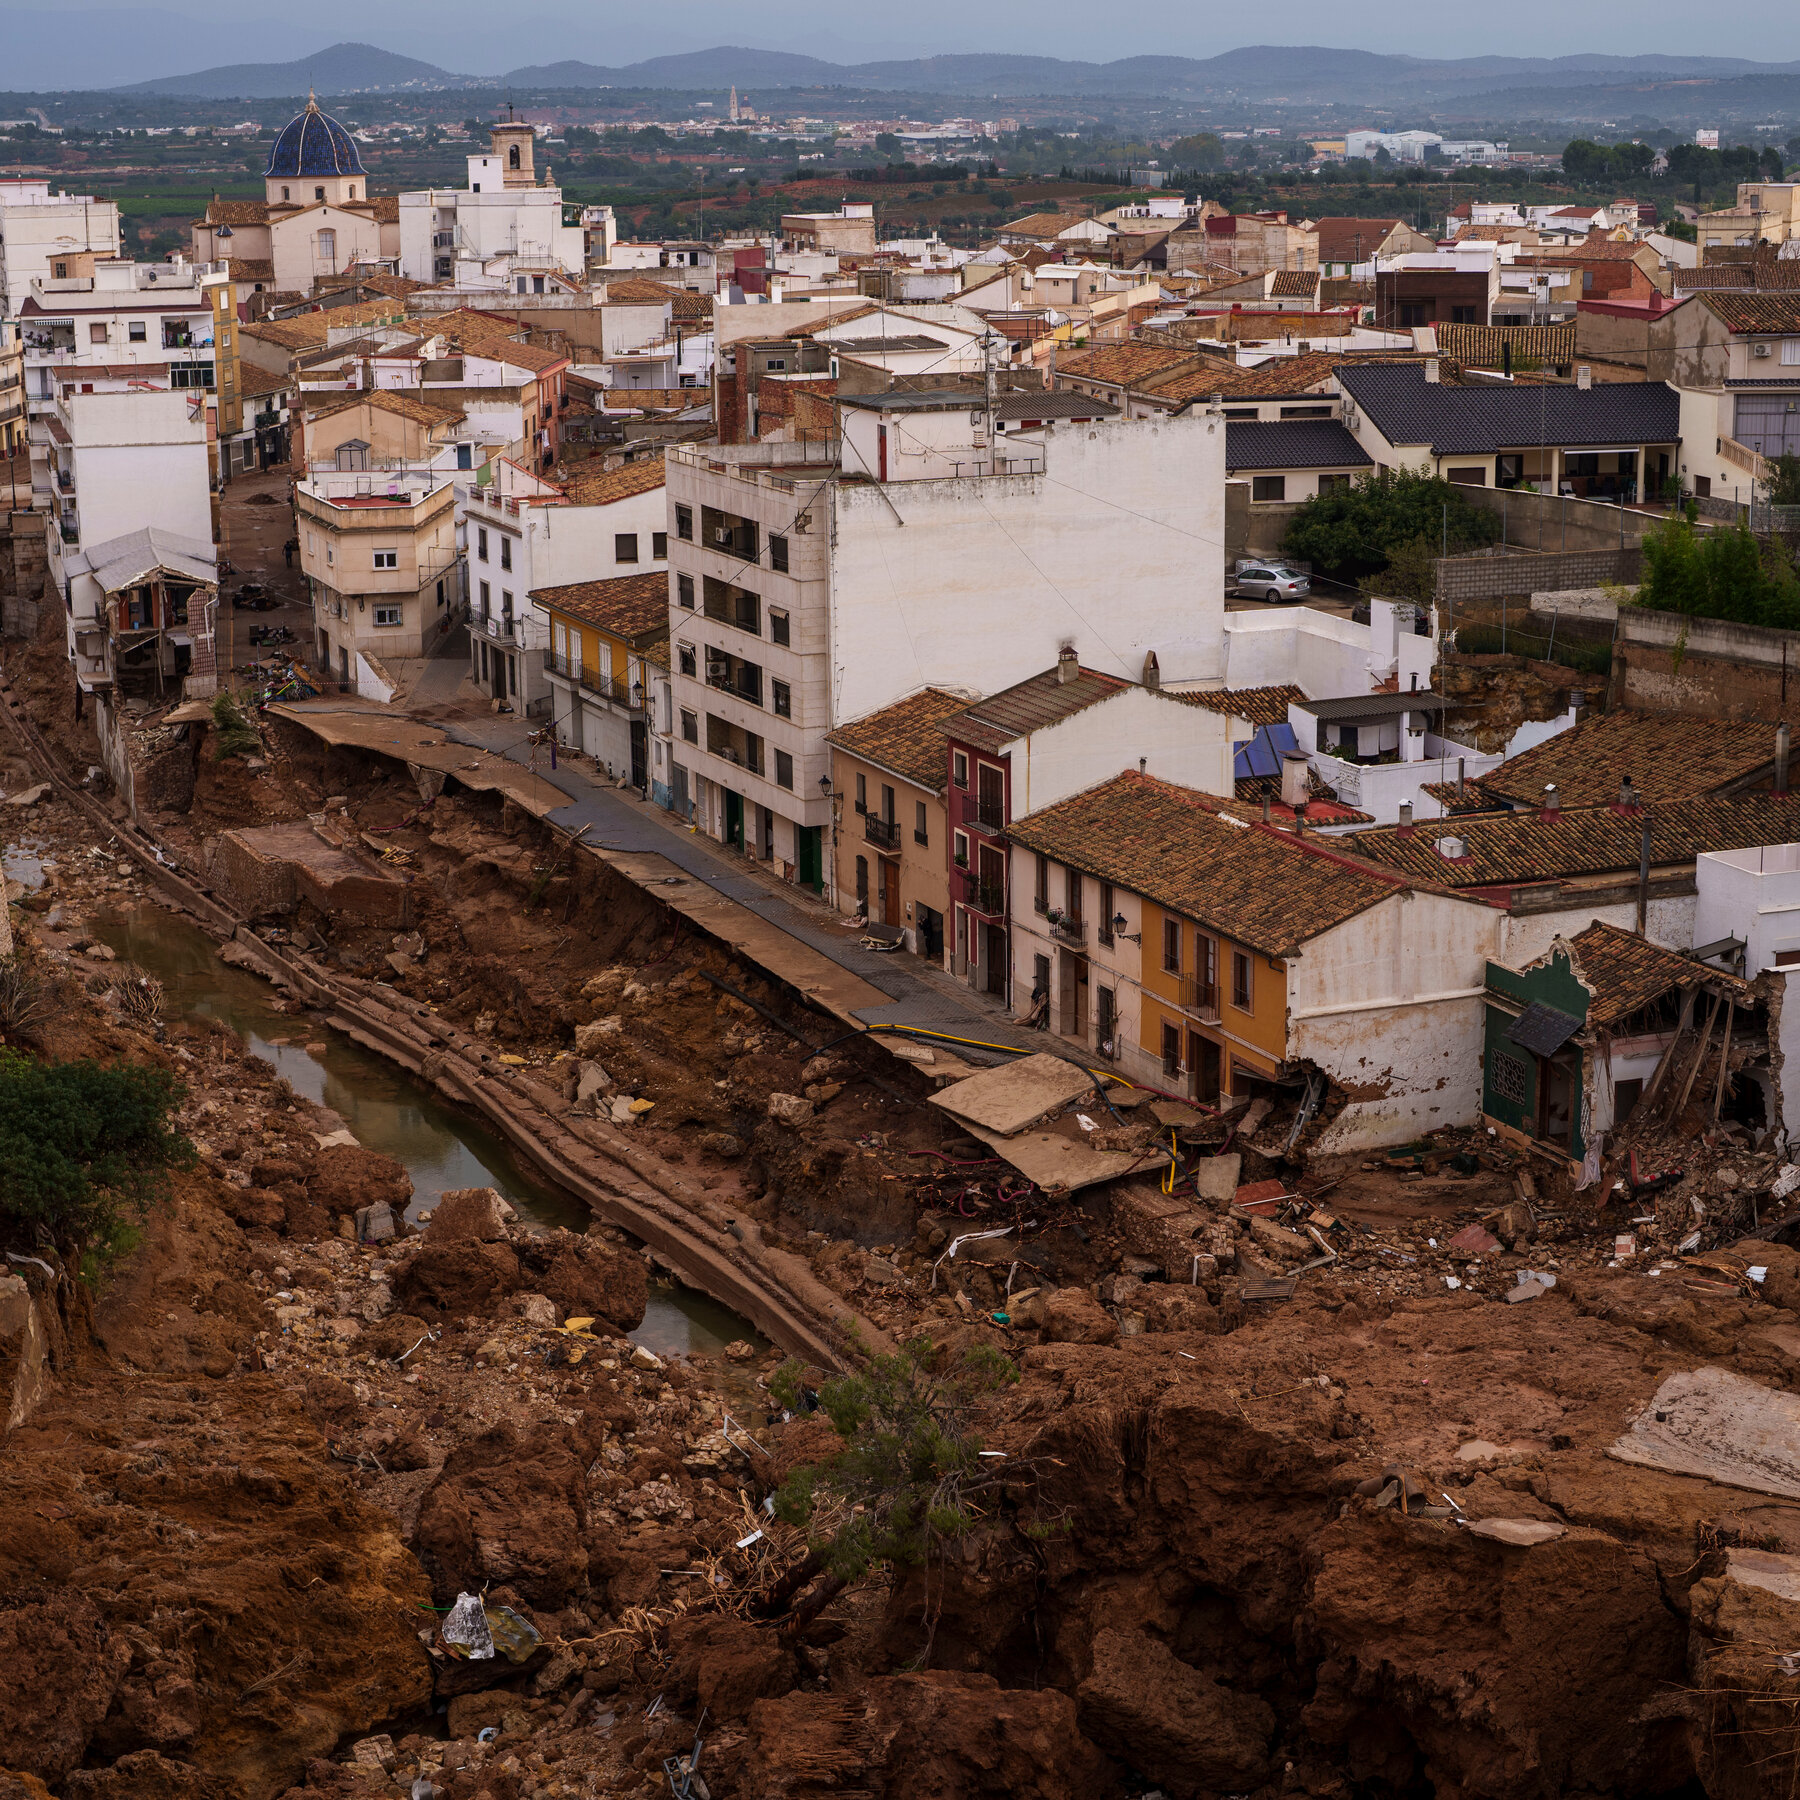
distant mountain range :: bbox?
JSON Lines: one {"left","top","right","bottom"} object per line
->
{"left": 98, "top": 40, "right": 1800, "bottom": 109}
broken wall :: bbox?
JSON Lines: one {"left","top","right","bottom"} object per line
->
{"left": 0, "top": 511, "right": 47, "bottom": 640}
{"left": 1289, "top": 890, "right": 1497, "bottom": 1152}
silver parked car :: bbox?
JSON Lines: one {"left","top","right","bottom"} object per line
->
{"left": 1230, "top": 563, "right": 1311, "bottom": 602}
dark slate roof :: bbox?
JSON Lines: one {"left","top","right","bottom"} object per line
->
{"left": 1225, "top": 420, "right": 1372, "bottom": 472}
{"left": 267, "top": 99, "right": 366, "bottom": 180}
{"left": 993, "top": 391, "right": 1119, "bottom": 420}
{"left": 1336, "top": 362, "right": 1680, "bottom": 454}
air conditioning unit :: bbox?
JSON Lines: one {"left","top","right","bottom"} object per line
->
{"left": 1754, "top": 342, "right": 1774, "bottom": 358}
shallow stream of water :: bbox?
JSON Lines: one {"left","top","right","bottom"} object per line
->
{"left": 92, "top": 905, "right": 764, "bottom": 1360}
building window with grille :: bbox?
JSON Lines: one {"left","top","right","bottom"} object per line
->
{"left": 373, "top": 604, "right": 402, "bottom": 627}
{"left": 1034, "top": 854, "right": 1049, "bottom": 914}
{"left": 1232, "top": 950, "right": 1253, "bottom": 1011}
{"left": 680, "top": 708, "right": 698, "bottom": 744}
{"left": 1162, "top": 1021, "right": 1181, "bottom": 1078}
{"left": 772, "top": 679, "right": 790, "bottom": 718}
{"left": 477, "top": 529, "right": 488, "bottom": 561}
{"left": 915, "top": 801, "right": 928, "bottom": 846}
{"left": 953, "top": 751, "right": 968, "bottom": 789}
{"left": 855, "top": 773, "right": 867, "bottom": 814}
{"left": 679, "top": 644, "right": 696, "bottom": 677}
{"left": 769, "top": 532, "right": 789, "bottom": 571}
{"left": 676, "top": 504, "right": 693, "bottom": 541}
{"left": 1163, "top": 917, "right": 1181, "bottom": 974}
{"left": 1490, "top": 1049, "right": 1531, "bottom": 1107}
{"left": 770, "top": 609, "right": 790, "bottom": 646}
{"left": 499, "top": 538, "right": 512, "bottom": 571}
{"left": 678, "top": 574, "right": 694, "bottom": 609}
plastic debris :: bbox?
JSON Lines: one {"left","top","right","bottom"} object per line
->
{"left": 478, "top": 1726, "right": 500, "bottom": 1744}
{"left": 442, "top": 1591, "right": 493, "bottom": 1661}
{"left": 1774, "top": 1165, "right": 1800, "bottom": 1200}
{"left": 486, "top": 1603, "right": 543, "bottom": 1664}
{"left": 735, "top": 1529, "right": 764, "bottom": 1549}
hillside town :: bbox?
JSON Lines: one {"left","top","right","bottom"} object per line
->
{"left": 9, "top": 82, "right": 1800, "bottom": 1800}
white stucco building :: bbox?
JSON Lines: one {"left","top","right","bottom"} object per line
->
{"left": 662, "top": 400, "right": 1228, "bottom": 887}
{"left": 398, "top": 124, "right": 585, "bottom": 289}
{"left": 0, "top": 179, "right": 122, "bottom": 317}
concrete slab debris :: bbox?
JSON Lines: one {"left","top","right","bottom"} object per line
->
{"left": 1608, "top": 1365, "right": 1800, "bottom": 1500}
{"left": 930, "top": 1052, "right": 1096, "bottom": 1137}
{"left": 1720, "top": 1547, "right": 1800, "bottom": 1603}
{"left": 964, "top": 1122, "right": 1144, "bottom": 1193}
{"left": 1467, "top": 1518, "right": 1566, "bottom": 1546}
{"left": 1150, "top": 1099, "right": 1203, "bottom": 1127}
{"left": 1191, "top": 1154, "right": 1242, "bottom": 1203}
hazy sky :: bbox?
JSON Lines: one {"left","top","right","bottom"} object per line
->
{"left": 6, "top": 0, "right": 1800, "bottom": 82}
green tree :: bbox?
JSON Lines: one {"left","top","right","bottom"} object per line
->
{"left": 768, "top": 1337, "right": 1023, "bottom": 1627}
{"left": 1766, "top": 452, "right": 1800, "bottom": 509}
{"left": 1169, "top": 131, "right": 1225, "bottom": 172}
{"left": 1282, "top": 466, "right": 1500, "bottom": 583}
{"left": 1561, "top": 138, "right": 1612, "bottom": 182}
{"left": 1639, "top": 514, "right": 1800, "bottom": 630}
{"left": 1614, "top": 140, "right": 1655, "bottom": 178}
{"left": 0, "top": 1053, "right": 191, "bottom": 1262}
{"left": 875, "top": 132, "right": 901, "bottom": 159}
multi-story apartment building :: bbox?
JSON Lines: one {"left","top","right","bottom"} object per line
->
{"left": 39, "top": 373, "right": 217, "bottom": 702}
{"left": 0, "top": 319, "right": 23, "bottom": 460}
{"left": 298, "top": 469, "right": 460, "bottom": 681}
{"left": 17, "top": 256, "right": 230, "bottom": 421}
{"left": 397, "top": 124, "right": 585, "bottom": 289}
{"left": 662, "top": 397, "right": 1227, "bottom": 893}
{"left": 0, "top": 179, "right": 122, "bottom": 318}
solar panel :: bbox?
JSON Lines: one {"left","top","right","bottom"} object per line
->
{"left": 1233, "top": 722, "right": 1300, "bottom": 782}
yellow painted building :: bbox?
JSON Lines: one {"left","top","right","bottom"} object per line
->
{"left": 1007, "top": 770, "right": 1409, "bottom": 1105}
{"left": 532, "top": 570, "right": 669, "bottom": 787}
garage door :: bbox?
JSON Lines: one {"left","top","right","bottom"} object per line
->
{"left": 1734, "top": 394, "right": 1800, "bottom": 459}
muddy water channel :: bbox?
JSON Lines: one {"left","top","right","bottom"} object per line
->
{"left": 93, "top": 904, "right": 764, "bottom": 1360}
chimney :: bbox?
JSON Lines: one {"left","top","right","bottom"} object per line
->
{"left": 1141, "top": 649, "right": 1161, "bottom": 691}
{"left": 1398, "top": 799, "right": 1414, "bottom": 830}
{"left": 1457, "top": 755, "right": 1466, "bottom": 798}
{"left": 1056, "top": 643, "right": 1078, "bottom": 685}
{"left": 1262, "top": 793, "right": 1271, "bottom": 823}
{"left": 1577, "top": 365, "right": 1592, "bottom": 390}
{"left": 1779, "top": 722, "right": 1791, "bottom": 797}
{"left": 1568, "top": 687, "right": 1588, "bottom": 720}
{"left": 1543, "top": 782, "right": 1561, "bottom": 815}
{"left": 1424, "top": 357, "right": 1440, "bottom": 384}
{"left": 1280, "top": 752, "right": 1310, "bottom": 810}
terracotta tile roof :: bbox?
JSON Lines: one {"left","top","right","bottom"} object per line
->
{"left": 1009, "top": 770, "right": 1404, "bottom": 956}
{"left": 363, "top": 195, "right": 399, "bottom": 224}
{"left": 225, "top": 257, "right": 275, "bottom": 282}
{"left": 359, "top": 273, "right": 433, "bottom": 299}
{"left": 1562, "top": 919, "right": 1753, "bottom": 1028}
{"left": 480, "top": 338, "right": 569, "bottom": 376}
{"left": 1698, "top": 292, "right": 1800, "bottom": 334}
{"left": 1054, "top": 342, "right": 1193, "bottom": 388}
{"left": 530, "top": 570, "right": 669, "bottom": 644}
{"left": 668, "top": 290, "right": 712, "bottom": 322}
{"left": 1314, "top": 217, "right": 1407, "bottom": 261}
{"left": 560, "top": 459, "right": 667, "bottom": 506}
{"left": 601, "top": 278, "right": 678, "bottom": 305}
{"left": 1176, "top": 684, "right": 1304, "bottom": 727}
{"left": 1476, "top": 710, "right": 1775, "bottom": 811}
{"left": 207, "top": 199, "right": 269, "bottom": 226}
{"left": 1434, "top": 322, "right": 1575, "bottom": 368}
{"left": 943, "top": 666, "right": 1130, "bottom": 754}
{"left": 1152, "top": 350, "right": 1362, "bottom": 403}
{"left": 1346, "top": 791, "right": 1800, "bottom": 890}
{"left": 412, "top": 306, "right": 527, "bottom": 344}
{"left": 826, "top": 687, "right": 971, "bottom": 793}
{"left": 1003, "top": 211, "right": 1094, "bottom": 239}
{"left": 240, "top": 299, "right": 408, "bottom": 352}
{"left": 237, "top": 364, "right": 292, "bottom": 400}
{"left": 306, "top": 388, "right": 464, "bottom": 429}
{"left": 1454, "top": 224, "right": 1538, "bottom": 242}
{"left": 1269, "top": 270, "right": 1320, "bottom": 297}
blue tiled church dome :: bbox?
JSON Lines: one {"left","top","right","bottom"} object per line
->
{"left": 266, "top": 95, "right": 366, "bottom": 180}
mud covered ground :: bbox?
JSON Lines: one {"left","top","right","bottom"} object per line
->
{"left": 12, "top": 655, "right": 1800, "bottom": 1800}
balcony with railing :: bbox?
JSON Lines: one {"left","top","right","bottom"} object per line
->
{"left": 480, "top": 611, "right": 517, "bottom": 643}
{"left": 705, "top": 652, "right": 762, "bottom": 708}
{"left": 863, "top": 812, "right": 901, "bottom": 850}
{"left": 1047, "top": 911, "right": 1087, "bottom": 946}
{"left": 960, "top": 866, "right": 1006, "bottom": 917}
{"left": 966, "top": 795, "right": 1006, "bottom": 836}
{"left": 542, "top": 649, "right": 641, "bottom": 710}
{"left": 1176, "top": 975, "right": 1220, "bottom": 1021}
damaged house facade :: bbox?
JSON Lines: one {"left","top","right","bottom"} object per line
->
{"left": 1006, "top": 769, "right": 1504, "bottom": 1151}
{"left": 1481, "top": 921, "right": 1767, "bottom": 1164}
